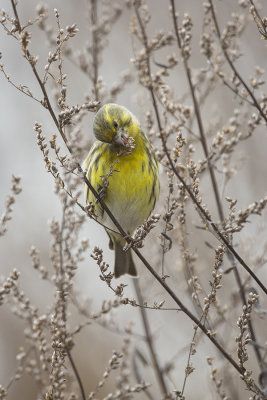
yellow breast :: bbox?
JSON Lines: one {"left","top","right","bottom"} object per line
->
{"left": 84, "top": 137, "right": 159, "bottom": 233}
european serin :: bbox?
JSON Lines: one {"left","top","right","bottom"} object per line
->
{"left": 84, "top": 103, "right": 159, "bottom": 277}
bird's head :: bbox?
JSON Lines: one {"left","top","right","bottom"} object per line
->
{"left": 93, "top": 103, "right": 139, "bottom": 148}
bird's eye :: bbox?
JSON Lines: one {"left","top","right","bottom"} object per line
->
{"left": 113, "top": 121, "right": 118, "bottom": 129}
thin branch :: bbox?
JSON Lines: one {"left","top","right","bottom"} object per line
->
{"left": 0, "top": 64, "right": 42, "bottom": 104}
{"left": 90, "top": 0, "right": 99, "bottom": 101}
{"left": 249, "top": 0, "right": 267, "bottom": 40}
{"left": 233, "top": 255, "right": 264, "bottom": 368}
{"left": 133, "top": 279, "right": 168, "bottom": 396}
{"left": 70, "top": 294, "right": 147, "bottom": 341}
{"left": 11, "top": 0, "right": 21, "bottom": 31}
{"left": 212, "top": 65, "right": 254, "bottom": 106}
{"left": 60, "top": 204, "right": 86, "bottom": 400}
{"left": 66, "top": 348, "right": 86, "bottom": 400}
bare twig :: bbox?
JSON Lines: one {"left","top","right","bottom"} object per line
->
{"left": 249, "top": 0, "right": 267, "bottom": 40}
{"left": 66, "top": 348, "right": 86, "bottom": 400}
{"left": 90, "top": 0, "right": 99, "bottom": 101}
{"left": 133, "top": 279, "right": 168, "bottom": 396}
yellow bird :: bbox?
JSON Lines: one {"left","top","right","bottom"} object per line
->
{"left": 83, "top": 104, "right": 159, "bottom": 277}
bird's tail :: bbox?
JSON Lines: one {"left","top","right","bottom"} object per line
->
{"left": 114, "top": 240, "right": 137, "bottom": 278}
{"left": 107, "top": 232, "right": 137, "bottom": 278}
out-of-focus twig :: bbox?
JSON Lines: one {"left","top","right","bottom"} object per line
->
{"left": 249, "top": 0, "right": 267, "bottom": 40}
{"left": 90, "top": 0, "right": 100, "bottom": 101}
{"left": 133, "top": 279, "right": 168, "bottom": 396}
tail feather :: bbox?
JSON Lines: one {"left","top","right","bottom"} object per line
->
{"left": 113, "top": 240, "right": 137, "bottom": 278}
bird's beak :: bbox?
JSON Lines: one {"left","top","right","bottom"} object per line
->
{"left": 113, "top": 132, "right": 128, "bottom": 147}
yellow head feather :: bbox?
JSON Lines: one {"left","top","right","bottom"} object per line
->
{"left": 93, "top": 103, "right": 140, "bottom": 144}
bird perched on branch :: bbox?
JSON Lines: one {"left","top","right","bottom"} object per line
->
{"left": 83, "top": 103, "right": 159, "bottom": 278}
